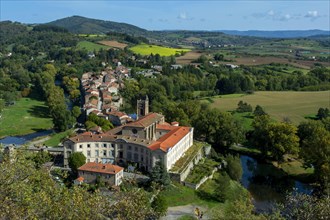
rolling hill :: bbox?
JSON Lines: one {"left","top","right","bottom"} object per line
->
{"left": 48, "top": 15, "right": 147, "bottom": 35}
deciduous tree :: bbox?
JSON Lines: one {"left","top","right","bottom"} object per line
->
{"left": 68, "top": 152, "right": 86, "bottom": 174}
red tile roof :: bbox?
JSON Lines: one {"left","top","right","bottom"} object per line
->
{"left": 148, "top": 126, "right": 191, "bottom": 152}
{"left": 156, "top": 124, "right": 176, "bottom": 131}
{"left": 125, "top": 113, "right": 163, "bottom": 128}
{"left": 78, "top": 162, "right": 123, "bottom": 175}
{"left": 108, "top": 111, "right": 127, "bottom": 117}
{"left": 76, "top": 176, "right": 84, "bottom": 182}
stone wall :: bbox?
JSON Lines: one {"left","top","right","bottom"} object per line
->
{"left": 183, "top": 167, "right": 218, "bottom": 190}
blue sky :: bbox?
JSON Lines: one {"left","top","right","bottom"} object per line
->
{"left": 1, "top": 1, "right": 329, "bottom": 30}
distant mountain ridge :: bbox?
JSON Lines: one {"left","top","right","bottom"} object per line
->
{"left": 48, "top": 15, "right": 147, "bottom": 35}
{"left": 47, "top": 16, "right": 329, "bottom": 39}
{"left": 218, "top": 30, "right": 330, "bottom": 38}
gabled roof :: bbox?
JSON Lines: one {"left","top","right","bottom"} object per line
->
{"left": 148, "top": 126, "right": 191, "bottom": 152}
{"left": 156, "top": 123, "right": 176, "bottom": 131}
{"left": 125, "top": 113, "right": 163, "bottom": 128}
{"left": 107, "top": 111, "right": 128, "bottom": 118}
{"left": 78, "top": 162, "right": 123, "bottom": 175}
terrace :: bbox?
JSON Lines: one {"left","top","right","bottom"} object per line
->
{"left": 170, "top": 141, "right": 205, "bottom": 173}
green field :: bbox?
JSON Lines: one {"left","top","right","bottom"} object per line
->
{"left": 202, "top": 91, "right": 330, "bottom": 124}
{"left": 77, "top": 41, "right": 110, "bottom": 51}
{"left": 0, "top": 98, "right": 53, "bottom": 138}
{"left": 130, "top": 44, "right": 190, "bottom": 56}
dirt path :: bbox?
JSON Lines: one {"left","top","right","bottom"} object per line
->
{"left": 161, "top": 204, "right": 208, "bottom": 220}
{"left": 27, "top": 136, "right": 51, "bottom": 147}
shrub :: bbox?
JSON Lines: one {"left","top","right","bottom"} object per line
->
{"left": 214, "top": 172, "right": 231, "bottom": 202}
{"left": 225, "top": 154, "right": 243, "bottom": 181}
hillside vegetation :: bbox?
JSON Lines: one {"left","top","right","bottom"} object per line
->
{"left": 48, "top": 15, "right": 147, "bottom": 35}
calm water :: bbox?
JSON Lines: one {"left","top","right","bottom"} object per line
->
{"left": 0, "top": 129, "right": 53, "bottom": 145}
{"left": 240, "top": 155, "right": 314, "bottom": 213}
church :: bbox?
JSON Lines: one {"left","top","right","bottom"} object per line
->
{"left": 63, "top": 96, "right": 194, "bottom": 171}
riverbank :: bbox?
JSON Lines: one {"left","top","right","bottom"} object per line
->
{"left": 230, "top": 145, "right": 314, "bottom": 183}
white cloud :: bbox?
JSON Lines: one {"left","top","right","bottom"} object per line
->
{"left": 267, "top": 10, "right": 275, "bottom": 16}
{"left": 279, "top": 14, "right": 291, "bottom": 21}
{"left": 178, "top": 12, "right": 187, "bottom": 20}
{"left": 305, "top": 10, "right": 318, "bottom": 18}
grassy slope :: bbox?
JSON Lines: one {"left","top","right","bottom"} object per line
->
{"left": 43, "top": 129, "right": 74, "bottom": 147}
{"left": 203, "top": 91, "right": 329, "bottom": 125}
{"left": 0, "top": 98, "right": 53, "bottom": 138}
{"left": 129, "top": 44, "right": 190, "bottom": 56}
{"left": 77, "top": 41, "right": 110, "bottom": 51}
{"left": 161, "top": 182, "right": 218, "bottom": 208}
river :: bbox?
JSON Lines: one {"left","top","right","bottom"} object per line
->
{"left": 0, "top": 129, "right": 54, "bottom": 145}
{"left": 240, "top": 155, "right": 314, "bottom": 213}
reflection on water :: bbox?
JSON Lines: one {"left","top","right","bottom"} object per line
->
{"left": 240, "top": 155, "right": 313, "bottom": 213}
{"left": 0, "top": 129, "right": 53, "bottom": 145}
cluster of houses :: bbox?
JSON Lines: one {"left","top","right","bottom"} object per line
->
{"left": 66, "top": 97, "right": 195, "bottom": 187}
{"left": 81, "top": 65, "right": 133, "bottom": 127}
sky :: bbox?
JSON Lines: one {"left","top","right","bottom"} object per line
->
{"left": 1, "top": 0, "right": 329, "bottom": 31}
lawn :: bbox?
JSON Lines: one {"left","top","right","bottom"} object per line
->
{"left": 160, "top": 182, "right": 218, "bottom": 208}
{"left": 231, "top": 112, "right": 254, "bottom": 130}
{"left": 129, "top": 44, "right": 190, "bottom": 56}
{"left": 204, "top": 91, "right": 329, "bottom": 125}
{"left": 43, "top": 129, "right": 74, "bottom": 147}
{"left": 0, "top": 98, "right": 53, "bottom": 138}
{"left": 77, "top": 41, "right": 110, "bottom": 51}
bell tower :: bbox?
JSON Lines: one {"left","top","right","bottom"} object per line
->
{"left": 136, "top": 95, "right": 149, "bottom": 119}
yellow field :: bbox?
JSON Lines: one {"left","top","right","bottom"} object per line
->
{"left": 203, "top": 91, "right": 330, "bottom": 124}
{"left": 129, "top": 44, "right": 190, "bottom": 56}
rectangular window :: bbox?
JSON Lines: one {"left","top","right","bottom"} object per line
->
{"left": 128, "top": 145, "right": 132, "bottom": 150}
{"left": 120, "top": 144, "right": 123, "bottom": 149}
{"left": 95, "top": 143, "right": 99, "bottom": 148}
{"left": 87, "top": 150, "right": 91, "bottom": 157}
{"left": 103, "top": 144, "right": 107, "bottom": 148}
{"left": 87, "top": 144, "right": 90, "bottom": 148}
{"left": 95, "top": 150, "right": 99, "bottom": 156}
{"left": 111, "top": 144, "right": 115, "bottom": 148}
{"left": 119, "top": 151, "right": 123, "bottom": 158}
{"left": 135, "top": 147, "right": 138, "bottom": 152}
{"left": 79, "top": 144, "right": 83, "bottom": 149}
{"left": 103, "top": 150, "right": 107, "bottom": 156}
{"left": 127, "top": 152, "right": 132, "bottom": 160}
{"left": 95, "top": 158, "right": 98, "bottom": 163}
{"left": 141, "top": 156, "right": 144, "bottom": 162}
{"left": 140, "top": 148, "right": 144, "bottom": 153}
{"left": 134, "top": 153, "right": 138, "bottom": 162}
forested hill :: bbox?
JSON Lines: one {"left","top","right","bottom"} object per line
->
{"left": 218, "top": 30, "right": 330, "bottom": 38}
{"left": 48, "top": 15, "right": 147, "bottom": 35}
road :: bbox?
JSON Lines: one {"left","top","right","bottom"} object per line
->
{"left": 161, "top": 204, "right": 208, "bottom": 220}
